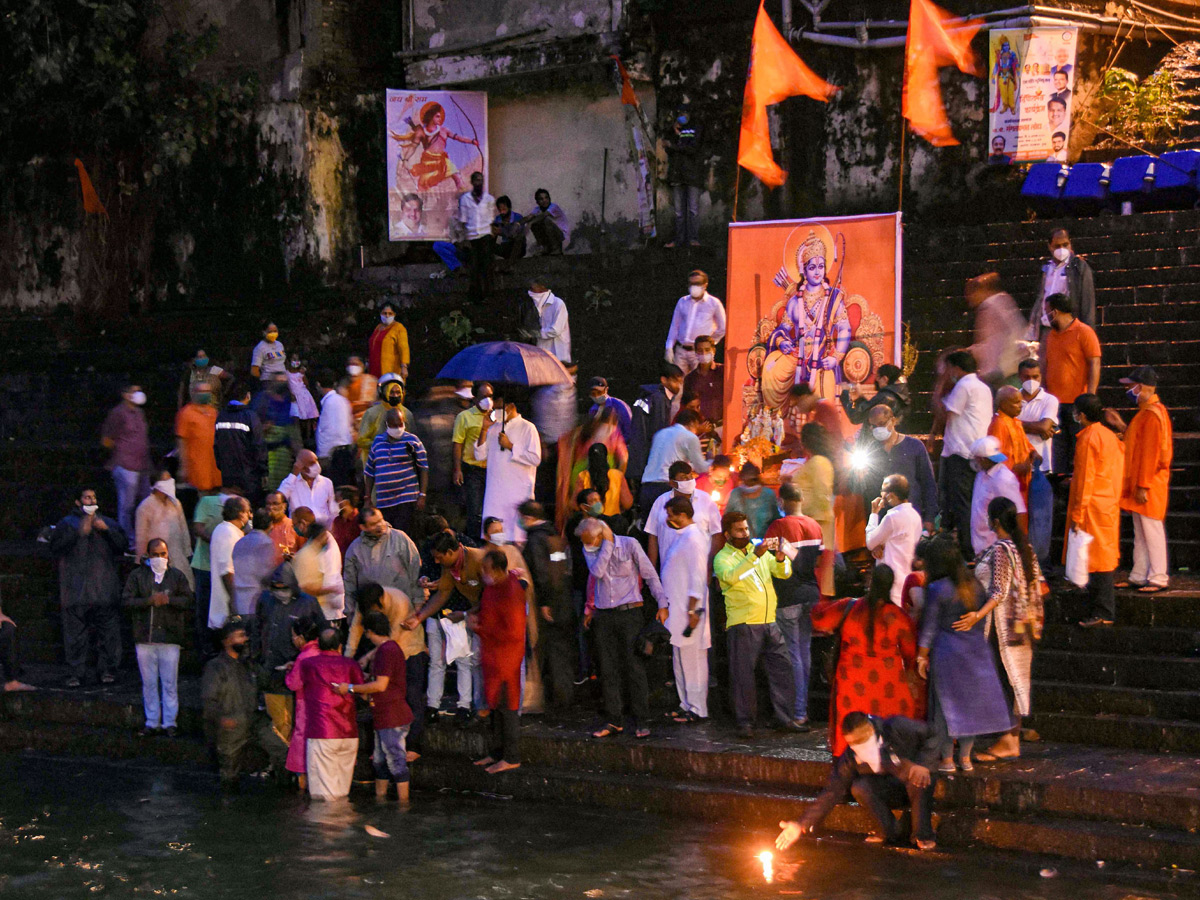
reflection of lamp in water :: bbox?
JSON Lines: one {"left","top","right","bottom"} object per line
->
{"left": 758, "top": 850, "right": 774, "bottom": 883}
{"left": 849, "top": 447, "right": 871, "bottom": 471}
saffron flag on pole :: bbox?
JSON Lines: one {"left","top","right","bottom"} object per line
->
{"left": 73, "top": 159, "right": 108, "bottom": 217}
{"left": 738, "top": 0, "right": 837, "bottom": 188}
{"left": 610, "top": 55, "right": 639, "bottom": 107}
{"left": 902, "top": 0, "right": 983, "bottom": 147}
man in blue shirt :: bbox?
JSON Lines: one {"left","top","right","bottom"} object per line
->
{"left": 849, "top": 404, "right": 938, "bottom": 533}
{"left": 490, "top": 194, "right": 525, "bottom": 268}
{"left": 587, "top": 377, "right": 632, "bottom": 442}
{"left": 365, "top": 409, "right": 428, "bottom": 537}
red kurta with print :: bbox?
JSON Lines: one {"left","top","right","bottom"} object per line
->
{"left": 475, "top": 572, "right": 528, "bottom": 711}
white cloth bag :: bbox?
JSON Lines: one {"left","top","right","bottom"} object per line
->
{"left": 1065, "top": 528, "right": 1093, "bottom": 588}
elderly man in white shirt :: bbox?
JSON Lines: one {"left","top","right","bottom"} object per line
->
{"left": 458, "top": 171, "right": 497, "bottom": 303}
{"left": 969, "top": 436, "right": 1026, "bottom": 558}
{"left": 1015, "top": 358, "right": 1059, "bottom": 564}
{"left": 207, "top": 496, "right": 250, "bottom": 629}
{"left": 278, "top": 449, "right": 339, "bottom": 529}
{"left": 665, "top": 269, "right": 727, "bottom": 374}
{"left": 937, "top": 349, "right": 993, "bottom": 561}
{"left": 528, "top": 276, "right": 571, "bottom": 363}
{"left": 655, "top": 495, "right": 713, "bottom": 720}
{"left": 865, "top": 474, "right": 924, "bottom": 606}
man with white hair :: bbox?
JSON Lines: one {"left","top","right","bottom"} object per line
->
{"left": 969, "top": 436, "right": 1026, "bottom": 557}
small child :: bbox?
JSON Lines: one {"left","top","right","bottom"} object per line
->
{"left": 286, "top": 354, "right": 319, "bottom": 445}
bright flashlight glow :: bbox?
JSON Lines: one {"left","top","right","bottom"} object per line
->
{"left": 710, "top": 490, "right": 721, "bottom": 502}
{"left": 849, "top": 448, "right": 871, "bottom": 471}
{"left": 758, "top": 850, "right": 774, "bottom": 883}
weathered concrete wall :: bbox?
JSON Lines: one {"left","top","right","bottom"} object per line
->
{"left": 409, "top": 0, "right": 619, "bottom": 51}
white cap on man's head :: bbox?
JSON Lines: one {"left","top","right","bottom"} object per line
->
{"left": 970, "top": 436, "right": 1007, "bottom": 463}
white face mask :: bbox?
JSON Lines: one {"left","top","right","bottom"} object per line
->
{"left": 347, "top": 364, "right": 363, "bottom": 376}
{"left": 850, "top": 736, "right": 884, "bottom": 773}
{"left": 872, "top": 426, "right": 892, "bottom": 442}
{"left": 1022, "top": 379, "right": 1040, "bottom": 395}
{"left": 129, "top": 391, "right": 147, "bottom": 406}
{"left": 489, "top": 533, "right": 508, "bottom": 545}
{"left": 698, "top": 352, "right": 715, "bottom": 364}
{"left": 386, "top": 426, "right": 405, "bottom": 439}
{"left": 82, "top": 504, "right": 99, "bottom": 516}
{"left": 529, "top": 290, "right": 550, "bottom": 304}
{"left": 305, "top": 463, "right": 321, "bottom": 479}
{"left": 478, "top": 396, "right": 493, "bottom": 411}
{"left": 688, "top": 285, "right": 705, "bottom": 299}
{"left": 380, "top": 313, "right": 395, "bottom": 325}
{"left": 1052, "top": 246, "right": 1071, "bottom": 263}
{"left": 675, "top": 478, "right": 696, "bottom": 495}
{"left": 583, "top": 542, "right": 601, "bottom": 553}
{"left": 153, "top": 478, "right": 176, "bottom": 500}
{"left": 148, "top": 557, "right": 169, "bottom": 577}
{"left": 455, "top": 387, "right": 474, "bottom": 400}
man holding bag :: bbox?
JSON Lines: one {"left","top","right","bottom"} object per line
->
{"left": 1067, "top": 395, "right": 1123, "bottom": 628}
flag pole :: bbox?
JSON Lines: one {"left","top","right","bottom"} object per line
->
{"left": 733, "top": 167, "right": 741, "bottom": 223}
{"left": 898, "top": 122, "right": 907, "bottom": 213}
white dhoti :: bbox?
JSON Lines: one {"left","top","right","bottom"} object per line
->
{"left": 661, "top": 523, "right": 712, "bottom": 719}
{"left": 672, "top": 644, "right": 709, "bottom": 718}
{"left": 476, "top": 415, "right": 541, "bottom": 543}
{"left": 306, "top": 737, "right": 358, "bottom": 800}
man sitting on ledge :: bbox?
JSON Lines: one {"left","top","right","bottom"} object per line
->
{"left": 776, "top": 712, "right": 939, "bottom": 851}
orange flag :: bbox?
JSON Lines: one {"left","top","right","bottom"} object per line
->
{"left": 902, "top": 0, "right": 982, "bottom": 147}
{"left": 738, "top": 0, "right": 837, "bottom": 188}
{"left": 73, "top": 159, "right": 108, "bottom": 217}
{"left": 610, "top": 56, "right": 639, "bottom": 107}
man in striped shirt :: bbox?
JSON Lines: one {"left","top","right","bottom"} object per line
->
{"left": 365, "top": 409, "right": 428, "bottom": 536}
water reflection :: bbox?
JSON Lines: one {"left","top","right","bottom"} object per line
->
{"left": 0, "top": 754, "right": 1188, "bottom": 900}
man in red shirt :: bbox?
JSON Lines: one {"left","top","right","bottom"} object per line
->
{"left": 682, "top": 334, "right": 724, "bottom": 426}
{"left": 296, "top": 628, "right": 364, "bottom": 800}
{"left": 469, "top": 550, "right": 528, "bottom": 775}
{"left": 1043, "top": 292, "right": 1100, "bottom": 474}
{"left": 335, "top": 610, "right": 412, "bottom": 805}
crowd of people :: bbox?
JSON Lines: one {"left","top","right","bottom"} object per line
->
{"left": 9, "top": 225, "right": 1176, "bottom": 844}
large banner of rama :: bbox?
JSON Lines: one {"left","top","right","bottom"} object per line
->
{"left": 385, "top": 89, "right": 488, "bottom": 241}
{"left": 988, "top": 27, "right": 1079, "bottom": 165}
{"left": 723, "top": 213, "right": 902, "bottom": 454}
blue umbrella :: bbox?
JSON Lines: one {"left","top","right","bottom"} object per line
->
{"left": 436, "top": 341, "right": 571, "bottom": 386}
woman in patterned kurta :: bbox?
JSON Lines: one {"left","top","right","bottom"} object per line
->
{"left": 811, "top": 565, "right": 923, "bottom": 756}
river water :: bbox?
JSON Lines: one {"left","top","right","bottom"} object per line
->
{"left": 0, "top": 754, "right": 1188, "bottom": 899}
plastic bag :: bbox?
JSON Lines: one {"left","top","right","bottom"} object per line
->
{"left": 1065, "top": 528, "right": 1093, "bottom": 588}
{"left": 439, "top": 617, "right": 472, "bottom": 665}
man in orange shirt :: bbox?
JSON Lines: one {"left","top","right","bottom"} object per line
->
{"left": 1043, "top": 293, "right": 1100, "bottom": 475}
{"left": 1068, "top": 395, "right": 1124, "bottom": 628}
{"left": 175, "top": 380, "right": 222, "bottom": 496}
{"left": 988, "top": 385, "right": 1036, "bottom": 504}
{"left": 1111, "top": 367, "right": 1173, "bottom": 592}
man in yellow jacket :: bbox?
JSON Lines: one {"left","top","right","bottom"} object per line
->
{"left": 714, "top": 511, "right": 807, "bottom": 738}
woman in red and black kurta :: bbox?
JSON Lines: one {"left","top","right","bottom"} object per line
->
{"left": 470, "top": 550, "right": 528, "bottom": 773}
{"left": 811, "top": 564, "right": 924, "bottom": 756}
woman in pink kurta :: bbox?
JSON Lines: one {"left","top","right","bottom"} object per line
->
{"left": 284, "top": 636, "right": 321, "bottom": 774}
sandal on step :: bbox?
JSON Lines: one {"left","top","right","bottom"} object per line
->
{"left": 634, "top": 727, "right": 651, "bottom": 739}
{"left": 592, "top": 724, "right": 624, "bottom": 739}
{"left": 1114, "top": 580, "right": 1144, "bottom": 589}
{"left": 1138, "top": 584, "right": 1168, "bottom": 594}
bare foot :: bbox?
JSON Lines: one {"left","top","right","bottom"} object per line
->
{"left": 3, "top": 680, "right": 36, "bottom": 692}
{"left": 916, "top": 839, "right": 937, "bottom": 851}
{"left": 473, "top": 756, "right": 496, "bottom": 767}
{"left": 485, "top": 760, "right": 521, "bottom": 775}
{"left": 406, "top": 751, "right": 421, "bottom": 763}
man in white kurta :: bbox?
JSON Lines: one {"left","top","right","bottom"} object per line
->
{"left": 476, "top": 404, "right": 542, "bottom": 543}
{"left": 864, "top": 474, "right": 924, "bottom": 607}
{"left": 657, "top": 497, "right": 712, "bottom": 719}
{"left": 645, "top": 462, "right": 722, "bottom": 567}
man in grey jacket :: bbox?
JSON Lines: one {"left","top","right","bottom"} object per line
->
{"left": 1027, "top": 227, "right": 1096, "bottom": 354}
{"left": 342, "top": 507, "right": 422, "bottom": 626}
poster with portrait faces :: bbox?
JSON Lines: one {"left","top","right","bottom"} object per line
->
{"left": 987, "top": 27, "right": 1078, "bottom": 165}
{"left": 385, "top": 89, "right": 488, "bottom": 241}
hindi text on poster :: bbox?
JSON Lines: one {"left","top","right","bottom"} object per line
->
{"left": 988, "top": 28, "right": 1078, "bottom": 165}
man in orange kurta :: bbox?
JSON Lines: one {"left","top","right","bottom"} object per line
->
{"left": 1116, "top": 367, "right": 1173, "bottom": 591}
{"left": 1067, "top": 395, "right": 1124, "bottom": 627}
{"left": 988, "top": 385, "right": 1035, "bottom": 505}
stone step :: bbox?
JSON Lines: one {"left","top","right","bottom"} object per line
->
{"left": 1029, "top": 709, "right": 1200, "bottom": 753}
{"left": 1034, "top": 649, "right": 1200, "bottom": 690}
{"left": 1035, "top": 680, "right": 1200, "bottom": 722}
{"left": 1040, "top": 623, "right": 1200, "bottom": 657}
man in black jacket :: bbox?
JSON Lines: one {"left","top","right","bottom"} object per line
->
{"left": 257, "top": 564, "right": 325, "bottom": 746}
{"left": 839, "top": 364, "right": 910, "bottom": 425}
{"left": 123, "top": 538, "right": 193, "bottom": 736}
{"left": 664, "top": 113, "right": 703, "bottom": 248}
{"left": 1027, "top": 227, "right": 1096, "bottom": 350}
{"left": 214, "top": 380, "right": 267, "bottom": 504}
{"left": 776, "top": 713, "right": 939, "bottom": 850}
{"left": 628, "top": 362, "right": 685, "bottom": 492}
{"left": 50, "top": 488, "right": 128, "bottom": 688}
{"left": 519, "top": 500, "right": 575, "bottom": 707}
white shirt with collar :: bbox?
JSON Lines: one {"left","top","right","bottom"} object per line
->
{"left": 316, "top": 389, "right": 355, "bottom": 458}
{"left": 458, "top": 190, "right": 496, "bottom": 240}
{"left": 865, "top": 501, "right": 923, "bottom": 605}
{"left": 971, "top": 464, "right": 1026, "bottom": 556}
{"left": 1018, "top": 388, "right": 1060, "bottom": 472}
{"left": 534, "top": 292, "right": 572, "bottom": 362}
{"left": 665, "top": 292, "right": 727, "bottom": 350}
{"left": 278, "top": 472, "right": 339, "bottom": 528}
{"left": 942, "top": 373, "right": 992, "bottom": 459}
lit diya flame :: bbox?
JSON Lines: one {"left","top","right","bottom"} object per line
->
{"left": 758, "top": 850, "right": 774, "bottom": 883}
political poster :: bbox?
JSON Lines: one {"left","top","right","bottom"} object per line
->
{"left": 723, "top": 213, "right": 902, "bottom": 454}
{"left": 988, "top": 27, "right": 1079, "bottom": 165}
{"left": 385, "top": 89, "right": 488, "bottom": 241}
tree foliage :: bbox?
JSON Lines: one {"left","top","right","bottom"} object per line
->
{"left": 1096, "top": 66, "right": 1188, "bottom": 148}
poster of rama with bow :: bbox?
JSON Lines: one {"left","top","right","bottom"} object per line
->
{"left": 723, "top": 213, "right": 901, "bottom": 455}
{"left": 386, "top": 89, "right": 488, "bottom": 241}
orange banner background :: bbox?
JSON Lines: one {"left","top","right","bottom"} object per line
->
{"left": 723, "top": 213, "right": 902, "bottom": 452}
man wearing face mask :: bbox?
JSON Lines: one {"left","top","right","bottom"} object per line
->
{"left": 344, "top": 507, "right": 423, "bottom": 643}
{"left": 176, "top": 380, "right": 222, "bottom": 501}
{"left": 656, "top": 496, "right": 712, "bottom": 722}
{"left": 528, "top": 277, "right": 572, "bottom": 363}
{"left": 587, "top": 377, "right": 633, "bottom": 442}
{"left": 50, "top": 489, "right": 128, "bottom": 688}
{"left": 1016, "top": 358, "right": 1059, "bottom": 565}
{"left": 178, "top": 348, "right": 230, "bottom": 409}
{"left": 639, "top": 410, "right": 711, "bottom": 513}
{"left": 1028, "top": 228, "right": 1096, "bottom": 351}
{"left": 777, "top": 712, "right": 939, "bottom": 851}
{"left": 852, "top": 405, "right": 938, "bottom": 531}
{"left": 368, "top": 301, "right": 410, "bottom": 381}
{"left": 969, "top": 437, "right": 1026, "bottom": 558}
{"left": 1068, "top": 395, "right": 1124, "bottom": 627}
{"left": 645, "top": 461, "right": 723, "bottom": 567}
{"left": 1043, "top": 292, "right": 1101, "bottom": 476}
{"left": 202, "top": 617, "right": 289, "bottom": 789}
{"left": 476, "top": 401, "right": 542, "bottom": 543}
{"left": 340, "top": 355, "right": 378, "bottom": 430}
{"left": 257, "top": 564, "right": 326, "bottom": 746}
{"left": 279, "top": 449, "right": 338, "bottom": 529}
{"left": 1112, "top": 367, "right": 1174, "bottom": 593}
{"left": 357, "top": 374, "right": 413, "bottom": 465}
{"left": 682, "top": 335, "right": 724, "bottom": 427}
{"left": 123, "top": 538, "right": 193, "bottom": 736}
{"left": 135, "top": 469, "right": 194, "bottom": 590}
{"left": 453, "top": 382, "right": 494, "bottom": 539}
{"left": 365, "top": 409, "right": 428, "bottom": 534}
{"left": 231, "top": 508, "right": 278, "bottom": 623}
{"left": 102, "top": 384, "right": 152, "bottom": 548}
{"left": 665, "top": 270, "right": 726, "bottom": 375}
{"left": 629, "top": 362, "right": 686, "bottom": 489}
{"left": 989, "top": 386, "right": 1037, "bottom": 506}
{"left": 214, "top": 381, "right": 267, "bottom": 504}
{"left": 208, "top": 496, "right": 251, "bottom": 634}
{"left": 865, "top": 476, "right": 923, "bottom": 606}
